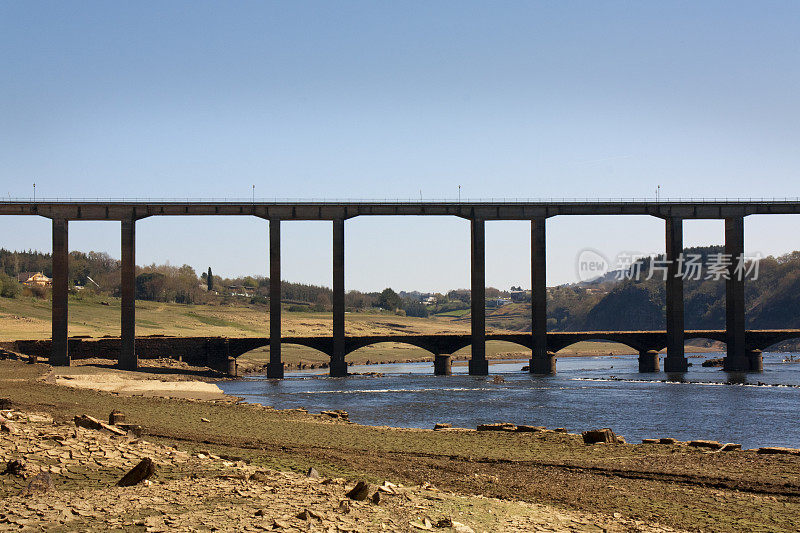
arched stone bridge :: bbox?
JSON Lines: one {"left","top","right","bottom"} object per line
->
{"left": 10, "top": 329, "right": 800, "bottom": 376}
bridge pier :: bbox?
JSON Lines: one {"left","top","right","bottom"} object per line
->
{"left": 664, "top": 217, "right": 688, "bottom": 372}
{"left": 723, "top": 217, "right": 753, "bottom": 371}
{"left": 51, "top": 219, "right": 70, "bottom": 366}
{"left": 331, "top": 219, "right": 348, "bottom": 377}
{"left": 638, "top": 350, "right": 660, "bottom": 373}
{"left": 469, "top": 218, "right": 488, "bottom": 375}
{"left": 529, "top": 217, "right": 553, "bottom": 375}
{"left": 529, "top": 353, "right": 556, "bottom": 374}
{"left": 434, "top": 354, "right": 452, "bottom": 375}
{"left": 267, "top": 219, "right": 284, "bottom": 378}
{"left": 120, "top": 219, "right": 137, "bottom": 370}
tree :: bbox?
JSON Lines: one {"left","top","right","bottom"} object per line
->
{"left": 377, "top": 288, "right": 402, "bottom": 311}
{"left": 207, "top": 267, "right": 213, "bottom": 291}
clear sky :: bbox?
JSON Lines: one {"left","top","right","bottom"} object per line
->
{"left": 1, "top": 2, "right": 799, "bottom": 291}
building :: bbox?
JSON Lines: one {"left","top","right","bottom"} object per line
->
{"left": 17, "top": 272, "right": 52, "bottom": 287}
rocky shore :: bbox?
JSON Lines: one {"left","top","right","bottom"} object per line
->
{"left": 0, "top": 406, "right": 685, "bottom": 532}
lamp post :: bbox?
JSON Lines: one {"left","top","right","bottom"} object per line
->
{"left": 458, "top": 185, "right": 461, "bottom": 202}
{"left": 33, "top": 183, "right": 35, "bottom": 202}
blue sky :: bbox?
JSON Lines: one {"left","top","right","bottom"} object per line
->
{"left": 1, "top": 2, "right": 799, "bottom": 290}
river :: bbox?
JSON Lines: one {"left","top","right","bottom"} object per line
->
{"left": 217, "top": 352, "right": 800, "bottom": 449}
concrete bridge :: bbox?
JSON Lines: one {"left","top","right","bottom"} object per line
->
{"left": 3, "top": 199, "right": 800, "bottom": 377}
{"left": 9, "top": 329, "right": 800, "bottom": 376}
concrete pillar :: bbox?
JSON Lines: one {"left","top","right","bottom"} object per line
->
{"left": 434, "top": 354, "right": 452, "bottom": 376}
{"left": 120, "top": 219, "right": 137, "bottom": 371}
{"left": 469, "top": 219, "right": 488, "bottom": 375}
{"left": 529, "top": 217, "right": 555, "bottom": 374}
{"left": 51, "top": 219, "right": 69, "bottom": 366}
{"left": 664, "top": 217, "right": 688, "bottom": 372}
{"left": 330, "top": 219, "right": 348, "bottom": 377}
{"left": 724, "top": 216, "right": 749, "bottom": 371}
{"left": 227, "top": 357, "right": 238, "bottom": 377}
{"left": 267, "top": 219, "right": 284, "bottom": 378}
{"left": 747, "top": 349, "right": 763, "bottom": 372}
{"left": 638, "top": 350, "right": 660, "bottom": 373}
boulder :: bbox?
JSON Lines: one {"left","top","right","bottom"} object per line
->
{"left": 306, "top": 467, "right": 321, "bottom": 479}
{"left": 757, "top": 446, "right": 800, "bottom": 455}
{"left": 3, "top": 459, "right": 25, "bottom": 476}
{"left": 659, "top": 438, "right": 678, "bottom": 445}
{"left": 642, "top": 438, "right": 659, "bottom": 444}
{"left": 117, "top": 458, "right": 156, "bottom": 487}
{"left": 433, "top": 423, "right": 452, "bottom": 430}
{"left": 702, "top": 358, "right": 725, "bottom": 367}
{"left": 616, "top": 436, "right": 627, "bottom": 444}
{"left": 117, "top": 424, "right": 143, "bottom": 438}
{"left": 0, "top": 398, "right": 12, "bottom": 410}
{"left": 22, "top": 472, "right": 53, "bottom": 495}
{"left": 688, "top": 440, "right": 723, "bottom": 450}
{"left": 477, "top": 423, "right": 517, "bottom": 432}
{"left": 554, "top": 428, "right": 568, "bottom": 433}
{"left": 515, "top": 425, "right": 546, "bottom": 432}
{"left": 109, "top": 410, "right": 126, "bottom": 425}
{"left": 321, "top": 409, "right": 349, "bottom": 421}
{"left": 582, "top": 428, "right": 617, "bottom": 444}
{"left": 74, "top": 415, "right": 127, "bottom": 436}
{"left": 345, "top": 480, "right": 372, "bottom": 501}
{"left": 720, "top": 443, "right": 742, "bottom": 451}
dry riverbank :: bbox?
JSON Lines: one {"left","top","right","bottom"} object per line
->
{"left": 1, "top": 360, "right": 799, "bottom": 531}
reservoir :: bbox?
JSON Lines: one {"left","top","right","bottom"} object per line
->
{"left": 218, "top": 352, "right": 800, "bottom": 450}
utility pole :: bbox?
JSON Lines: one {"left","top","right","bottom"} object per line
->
{"left": 458, "top": 185, "right": 461, "bottom": 202}
{"left": 33, "top": 183, "right": 36, "bottom": 202}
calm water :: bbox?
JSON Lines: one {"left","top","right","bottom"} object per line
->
{"left": 218, "top": 352, "right": 800, "bottom": 449}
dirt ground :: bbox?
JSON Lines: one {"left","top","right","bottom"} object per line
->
{"left": 1, "top": 361, "right": 799, "bottom": 531}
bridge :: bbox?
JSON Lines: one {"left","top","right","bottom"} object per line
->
{"left": 3, "top": 199, "right": 800, "bottom": 377}
{"left": 8, "top": 329, "right": 800, "bottom": 376}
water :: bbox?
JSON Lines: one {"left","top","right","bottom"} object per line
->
{"left": 217, "top": 352, "right": 800, "bottom": 449}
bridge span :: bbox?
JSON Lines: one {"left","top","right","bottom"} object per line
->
{"left": 9, "top": 329, "right": 800, "bottom": 376}
{"left": 3, "top": 199, "right": 800, "bottom": 377}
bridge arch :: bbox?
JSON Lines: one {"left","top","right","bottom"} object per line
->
{"left": 550, "top": 337, "right": 645, "bottom": 355}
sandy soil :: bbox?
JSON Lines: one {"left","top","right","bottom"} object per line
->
{"left": 48, "top": 367, "right": 232, "bottom": 401}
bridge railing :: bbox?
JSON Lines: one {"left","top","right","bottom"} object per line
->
{"left": 2, "top": 197, "right": 800, "bottom": 204}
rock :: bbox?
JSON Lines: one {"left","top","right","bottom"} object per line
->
{"left": 117, "top": 424, "right": 143, "bottom": 437}
{"left": 757, "top": 446, "right": 800, "bottom": 455}
{"left": 720, "top": 443, "right": 742, "bottom": 451}
{"left": 451, "top": 522, "right": 475, "bottom": 533}
{"left": 582, "top": 428, "right": 617, "bottom": 444}
{"left": 338, "top": 499, "right": 350, "bottom": 514}
{"left": 272, "top": 519, "right": 290, "bottom": 528}
{"left": 306, "top": 467, "right": 320, "bottom": 479}
{"left": 296, "top": 509, "right": 310, "bottom": 520}
{"left": 477, "top": 423, "right": 517, "bottom": 432}
{"left": 345, "top": 480, "right": 372, "bottom": 501}
{"left": 688, "top": 440, "right": 723, "bottom": 450}
{"left": 22, "top": 472, "right": 53, "bottom": 495}
{"left": 521, "top": 365, "right": 530, "bottom": 371}
{"left": 1, "top": 421, "right": 18, "bottom": 434}
{"left": 3, "top": 459, "right": 25, "bottom": 476}
{"left": 254, "top": 509, "right": 265, "bottom": 517}
{"left": 0, "top": 398, "right": 11, "bottom": 409}
{"left": 320, "top": 409, "right": 349, "bottom": 421}
{"left": 117, "top": 458, "right": 156, "bottom": 486}
{"left": 200, "top": 417, "right": 211, "bottom": 423}
{"left": 554, "top": 428, "right": 568, "bottom": 433}
{"left": 515, "top": 425, "right": 546, "bottom": 432}
{"left": 659, "top": 438, "right": 678, "bottom": 444}
{"left": 491, "top": 376, "right": 505, "bottom": 384}
{"left": 702, "top": 357, "right": 725, "bottom": 367}
{"left": 433, "top": 423, "right": 452, "bottom": 430}
{"left": 642, "top": 438, "right": 659, "bottom": 444}
{"left": 616, "top": 436, "right": 627, "bottom": 444}
{"left": 371, "top": 491, "right": 381, "bottom": 504}
{"left": 109, "top": 410, "right": 126, "bottom": 425}
{"left": 74, "top": 414, "right": 127, "bottom": 436}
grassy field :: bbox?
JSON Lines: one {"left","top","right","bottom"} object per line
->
{"left": 2, "top": 360, "right": 799, "bottom": 532}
